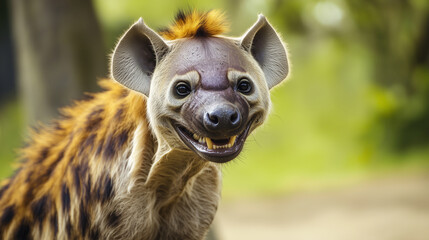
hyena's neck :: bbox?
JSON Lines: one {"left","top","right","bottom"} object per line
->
{"left": 0, "top": 80, "right": 221, "bottom": 239}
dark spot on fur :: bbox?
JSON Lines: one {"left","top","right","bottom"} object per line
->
{"left": 83, "top": 175, "right": 92, "bottom": 203}
{"left": 50, "top": 210, "right": 58, "bottom": 237}
{"left": 103, "top": 176, "right": 114, "bottom": 201}
{"left": 25, "top": 170, "right": 33, "bottom": 183}
{"left": 61, "top": 184, "right": 70, "bottom": 213}
{"left": 81, "top": 93, "right": 95, "bottom": 102}
{"left": 31, "top": 195, "right": 50, "bottom": 225}
{"left": 86, "top": 116, "right": 103, "bottom": 132}
{"left": 29, "top": 149, "right": 63, "bottom": 188}
{"left": 164, "top": 10, "right": 216, "bottom": 38}
{"left": 114, "top": 106, "right": 125, "bottom": 122}
{"left": 37, "top": 150, "right": 63, "bottom": 184}
{"left": 23, "top": 187, "right": 34, "bottom": 206}
{"left": 195, "top": 24, "right": 209, "bottom": 37}
{"left": 48, "top": 150, "right": 64, "bottom": 175}
{"left": 13, "top": 219, "right": 32, "bottom": 240}
{"left": 79, "top": 202, "right": 90, "bottom": 236}
{"left": 85, "top": 106, "right": 104, "bottom": 132}
{"left": 175, "top": 9, "right": 187, "bottom": 22}
{"left": 0, "top": 205, "right": 15, "bottom": 227}
{"left": 73, "top": 162, "right": 90, "bottom": 197}
{"left": 119, "top": 89, "right": 129, "bottom": 98}
{"left": 89, "top": 227, "right": 100, "bottom": 240}
{"left": 96, "top": 144, "right": 103, "bottom": 156}
{"left": 103, "top": 129, "right": 130, "bottom": 160}
{"left": 56, "top": 150, "right": 65, "bottom": 162}
{"left": 37, "top": 147, "right": 49, "bottom": 163}
{"left": 117, "top": 129, "right": 129, "bottom": 148}
{"left": 107, "top": 210, "right": 121, "bottom": 227}
{"left": 103, "top": 134, "right": 117, "bottom": 160}
{"left": 95, "top": 174, "right": 114, "bottom": 203}
{"left": 79, "top": 134, "right": 96, "bottom": 156}
{"left": 85, "top": 134, "right": 96, "bottom": 147}
{"left": 66, "top": 219, "right": 72, "bottom": 237}
{"left": 73, "top": 167, "right": 81, "bottom": 195}
{"left": 0, "top": 182, "right": 11, "bottom": 199}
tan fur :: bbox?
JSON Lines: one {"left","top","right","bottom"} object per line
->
{"left": 0, "top": 10, "right": 289, "bottom": 240}
{"left": 160, "top": 10, "right": 229, "bottom": 40}
{"left": 0, "top": 80, "right": 221, "bottom": 239}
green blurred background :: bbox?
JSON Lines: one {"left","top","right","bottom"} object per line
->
{"left": 1, "top": 0, "right": 428, "bottom": 201}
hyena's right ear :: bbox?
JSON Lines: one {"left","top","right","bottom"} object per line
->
{"left": 240, "top": 15, "right": 289, "bottom": 90}
{"left": 111, "top": 18, "right": 169, "bottom": 96}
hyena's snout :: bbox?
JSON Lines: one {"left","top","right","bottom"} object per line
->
{"left": 203, "top": 103, "right": 242, "bottom": 133}
{"left": 174, "top": 90, "right": 251, "bottom": 163}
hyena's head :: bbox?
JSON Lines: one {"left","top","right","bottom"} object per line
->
{"left": 111, "top": 11, "right": 289, "bottom": 163}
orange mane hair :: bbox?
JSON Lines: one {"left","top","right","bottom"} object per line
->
{"left": 159, "top": 10, "right": 229, "bottom": 40}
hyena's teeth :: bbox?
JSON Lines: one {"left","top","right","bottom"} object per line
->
{"left": 213, "top": 143, "right": 231, "bottom": 149}
{"left": 203, "top": 136, "right": 236, "bottom": 150}
{"left": 229, "top": 135, "right": 237, "bottom": 146}
{"left": 193, "top": 133, "right": 199, "bottom": 141}
{"left": 206, "top": 137, "right": 213, "bottom": 149}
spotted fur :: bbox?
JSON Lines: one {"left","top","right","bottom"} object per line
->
{"left": 0, "top": 9, "right": 289, "bottom": 240}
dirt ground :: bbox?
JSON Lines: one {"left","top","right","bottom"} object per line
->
{"left": 214, "top": 173, "right": 429, "bottom": 240}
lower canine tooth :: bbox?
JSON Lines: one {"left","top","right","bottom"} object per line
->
{"left": 193, "top": 134, "right": 199, "bottom": 141}
{"left": 206, "top": 138, "right": 213, "bottom": 149}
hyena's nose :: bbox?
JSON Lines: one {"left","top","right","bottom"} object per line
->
{"left": 204, "top": 105, "right": 242, "bottom": 132}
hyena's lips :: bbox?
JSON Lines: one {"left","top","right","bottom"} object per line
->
{"left": 175, "top": 122, "right": 251, "bottom": 163}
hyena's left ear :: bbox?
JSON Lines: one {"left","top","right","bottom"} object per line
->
{"left": 111, "top": 18, "right": 169, "bottom": 96}
{"left": 241, "top": 15, "right": 289, "bottom": 89}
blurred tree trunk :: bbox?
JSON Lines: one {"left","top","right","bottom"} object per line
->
{"left": 10, "top": 0, "right": 106, "bottom": 125}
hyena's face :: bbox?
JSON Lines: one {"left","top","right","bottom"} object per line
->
{"left": 149, "top": 38, "right": 270, "bottom": 162}
{"left": 112, "top": 15, "right": 289, "bottom": 163}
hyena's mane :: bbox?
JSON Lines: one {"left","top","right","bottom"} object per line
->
{"left": 159, "top": 10, "right": 229, "bottom": 40}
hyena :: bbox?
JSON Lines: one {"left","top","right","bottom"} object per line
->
{"left": 0, "top": 10, "right": 289, "bottom": 239}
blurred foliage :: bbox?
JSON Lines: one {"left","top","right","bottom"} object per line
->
{"left": 0, "top": 100, "right": 24, "bottom": 179}
{"left": 1, "top": 0, "right": 428, "bottom": 197}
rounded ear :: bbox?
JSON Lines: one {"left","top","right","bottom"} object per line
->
{"left": 241, "top": 15, "right": 289, "bottom": 89}
{"left": 111, "top": 18, "right": 169, "bottom": 96}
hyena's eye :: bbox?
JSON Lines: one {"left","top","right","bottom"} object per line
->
{"left": 236, "top": 78, "right": 252, "bottom": 94}
{"left": 175, "top": 82, "right": 192, "bottom": 97}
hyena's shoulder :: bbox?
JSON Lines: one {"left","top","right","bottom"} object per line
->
{"left": 0, "top": 80, "right": 148, "bottom": 239}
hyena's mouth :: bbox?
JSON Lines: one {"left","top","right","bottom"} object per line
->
{"left": 174, "top": 123, "right": 251, "bottom": 163}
